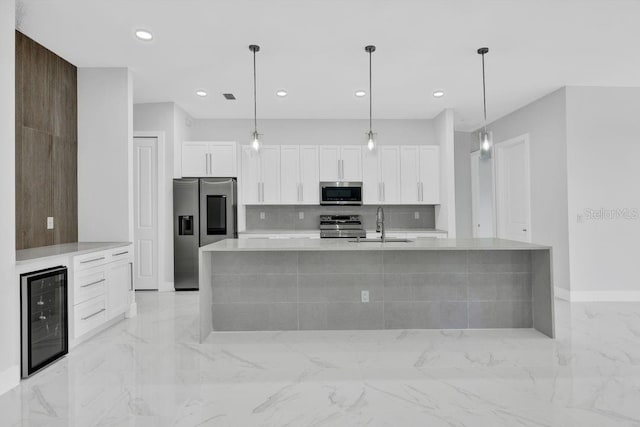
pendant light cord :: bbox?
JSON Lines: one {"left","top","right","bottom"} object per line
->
{"left": 481, "top": 51, "right": 487, "bottom": 131}
{"left": 253, "top": 49, "right": 258, "bottom": 135}
{"left": 369, "top": 49, "right": 373, "bottom": 133}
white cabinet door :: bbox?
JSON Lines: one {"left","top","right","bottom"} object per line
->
{"left": 241, "top": 146, "right": 261, "bottom": 204}
{"left": 209, "top": 142, "right": 237, "bottom": 177}
{"left": 319, "top": 145, "right": 340, "bottom": 181}
{"left": 299, "top": 145, "right": 319, "bottom": 204}
{"left": 280, "top": 145, "right": 300, "bottom": 204}
{"left": 106, "top": 261, "right": 130, "bottom": 320}
{"left": 362, "top": 148, "right": 379, "bottom": 204}
{"left": 419, "top": 146, "right": 440, "bottom": 204}
{"left": 181, "top": 142, "right": 208, "bottom": 177}
{"left": 340, "top": 145, "right": 362, "bottom": 181}
{"left": 379, "top": 146, "right": 401, "bottom": 204}
{"left": 400, "top": 146, "right": 421, "bottom": 203}
{"left": 260, "top": 146, "right": 281, "bottom": 204}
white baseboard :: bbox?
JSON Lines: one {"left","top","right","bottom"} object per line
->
{"left": 158, "top": 281, "right": 174, "bottom": 292}
{"left": 554, "top": 286, "right": 571, "bottom": 301}
{"left": 554, "top": 286, "right": 640, "bottom": 302}
{"left": 0, "top": 365, "right": 20, "bottom": 396}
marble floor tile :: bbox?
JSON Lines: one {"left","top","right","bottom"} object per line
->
{"left": 2, "top": 292, "right": 640, "bottom": 426}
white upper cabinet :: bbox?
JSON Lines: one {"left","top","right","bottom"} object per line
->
{"left": 379, "top": 146, "right": 401, "bottom": 204}
{"left": 363, "top": 146, "right": 401, "bottom": 204}
{"left": 319, "top": 145, "right": 362, "bottom": 182}
{"left": 241, "top": 145, "right": 280, "bottom": 204}
{"left": 400, "top": 145, "right": 440, "bottom": 204}
{"left": 280, "top": 145, "right": 319, "bottom": 204}
{"left": 182, "top": 141, "right": 237, "bottom": 177}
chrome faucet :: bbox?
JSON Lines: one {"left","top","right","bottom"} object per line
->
{"left": 376, "top": 206, "right": 386, "bottom": 242}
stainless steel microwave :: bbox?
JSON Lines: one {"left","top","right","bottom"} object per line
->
{"left": 319, "top": 182, "right": 363, "bottom": 206}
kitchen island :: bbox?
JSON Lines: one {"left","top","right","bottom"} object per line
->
{"left": 199, "top": 238, "right": 554, "bottom": 340}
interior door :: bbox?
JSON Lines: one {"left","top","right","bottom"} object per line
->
{"left": 133, "top": 137, "right": 158, "bottom": 290}
{"left": 260, "top": 146, "right": 281, "bottom": 204}
{"left": 241, "top": 146, "right": 260, "bottom": 204}
{"left": 299, "top": 145, "right": 319, "bottom": 204}
{"left": 495, "top": 135, "right": 532, "bottom": 242}
{"left": 280, "top": 145, "right": 300, "bottom": 203}
{"left": 379, "top": 146, "right": 401, "bottom": 204}
{"left": 418, "top": 146, "right": 440, "bottom": 204}
{"left": 400, "top": 146, "right": 420, "bottom": 203}
{"left": 319, "top": 145, "right": 340, "bottom": 181}
{"left": 340, "top": 145, "right": 363, "bottom": 181}
{"left": 362, "top": 148, "right": 379, "bottom": 204}
{"left": 181, "top": 142, "right": 208, "bottom": 177}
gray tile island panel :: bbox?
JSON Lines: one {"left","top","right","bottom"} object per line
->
{"left": 199, "top": 239, "right": 554, "bottom": 340}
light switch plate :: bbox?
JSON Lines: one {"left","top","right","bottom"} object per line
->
{"left": 260, "top": 212, "right": 265, "bottom": 220}
{"left": 361, "top": 290, "right": 369, "bottom": 303}
{"left": 414, "top": 212, "right": 420, "bottom": 219}
{"left": 298, "top": 212, "right": 304, "bottom": 220}
{"left": 47, "top": 217, "right": 54, "bottom": 230}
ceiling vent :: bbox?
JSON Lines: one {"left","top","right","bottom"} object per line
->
{"left": 223, "top": 93, "right": 236, "bottom": 100}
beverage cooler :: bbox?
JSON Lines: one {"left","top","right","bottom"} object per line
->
{"left": 20, "top": 266, "right": 68, "bottom": 378}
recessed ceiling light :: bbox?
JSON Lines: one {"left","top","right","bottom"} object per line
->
{"left": 433, "top": 90, "right": 445, "bottom": 98}
{"left": 195, "top": 90, "right": 208, "bottom": 97}
{"left": 355, "top": 90, "right": 367, "bottom": 97}
{"left": 134, "top": 29, "right": 153, "bottom": 41}
{"left": 276, "top": 90, "right": 288, "bottom": 97}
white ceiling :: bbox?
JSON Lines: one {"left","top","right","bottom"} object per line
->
{"left": 17, "top": 0, "right": 640, "bottom": 130}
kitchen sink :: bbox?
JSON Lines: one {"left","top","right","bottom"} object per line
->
{"left": 348, "top": 238, "right": 413, "bottom": 243}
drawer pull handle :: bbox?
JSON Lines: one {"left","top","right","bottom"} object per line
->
{"left": 82, "top": 308, "right": 105, "bottom": 321}
{"left": 113, "top": 251, "right": 129, "bottom": 256}
{"left": 81, "top": 256, "right": 105, "bottom": 264}
{"left": 81, "top": 278, "right": 105, "bottom": 288}
{"left": 39, "top": 313, "right": 46, "bottom": 321}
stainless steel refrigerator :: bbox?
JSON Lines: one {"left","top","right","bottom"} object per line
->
{"left": 173, "top": 178, "right": 237, "bottom": 290}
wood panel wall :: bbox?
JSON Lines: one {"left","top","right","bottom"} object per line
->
{"left": 15, "top": 31, "right": 78, "bottom": 250}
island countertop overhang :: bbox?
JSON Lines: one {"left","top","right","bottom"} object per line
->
{"left": 200, "top": 237, "right": 551, "bottom": 252}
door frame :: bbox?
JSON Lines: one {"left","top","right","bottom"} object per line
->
{"left": 133, "top": 131, "right": 171, "bottom": 292}
{"left": 493, "top": 133, "right": 532, "bottom": 242}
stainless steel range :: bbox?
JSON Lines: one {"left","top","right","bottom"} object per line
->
{"left": 320, "top": 214, "right": 366, "bottom": 239}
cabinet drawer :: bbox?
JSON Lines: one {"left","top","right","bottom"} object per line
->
{"left": 75, "top": 270, "right": 106, "bottom": 305}
{"left": 108, "top": 246, "right": 132, "bottom": 262}
{"left": 74, "top": 296, "right": 106, "bottom": 338}
{"left": 74, "top": 251, "right": 108, "bottom": 272}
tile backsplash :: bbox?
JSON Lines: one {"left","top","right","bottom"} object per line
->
{"left": 245, "top": 205, "right": 436, "bottom": 231}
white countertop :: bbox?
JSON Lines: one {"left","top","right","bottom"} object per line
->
{"left": 16, "top": 242, "right": 131, "bottom": 265}
{"left": 201, "top": 238, "right": 550, "bottom": 252}
{"left": 239, "top": 228, "right": 448, "bottom": 234}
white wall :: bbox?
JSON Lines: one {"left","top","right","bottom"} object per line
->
{"left": 434, "top": 109, "right": 456, "bottom": 236}
{"left": 473, "top": 88, "right": 570, "bottom": 291}
{"left": 454, "top": 131, "right": 473, "bottom": 238}
{"left": 189, "top": 118, "right": 437, "bottom": 146}
{"left": 566, "top": 87, "right": 640, "bottom": 297}
{"left": 0, "top": 0, "right": 18, "bottom": 395}
{"left": 78, "top": 68, "right": 134, "bottom": 242}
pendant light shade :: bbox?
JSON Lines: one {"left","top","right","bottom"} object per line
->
{"left": 365, "top": 45, "right": 377, "bottom": 151}
{"left": 477, "top": 47, "right": 492, "bottom": 160}
{"left": 249, "top": 44, "right": 262, "bottom": 152}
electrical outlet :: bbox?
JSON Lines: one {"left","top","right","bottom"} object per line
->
{"left": 414, "top": 211, "right": 420, "bottom": 220}
{"left": 260, "top": 212, "right": 265, "bottom": 220}
{"left": 298, "top": 212, "right": 304, "bottom": 220}
{"left": 361, "top": 290, "right": 370, "bottom": 303}
{"left": 47, "top": 217, "right": 54, "bottom": 230}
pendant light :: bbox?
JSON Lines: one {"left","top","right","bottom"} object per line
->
{"left": 477, "top": 47, "right": 492, "bottom": 159}
{"left": 365, "top": 45, "right": 376, "bottom": 151}
{"left": 249, "top": 44, "right": 261, "bottom": 151}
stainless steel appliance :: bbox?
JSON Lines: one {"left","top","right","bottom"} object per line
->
{"left": 173, "top": 178, "right": 237, "bottom": 290}
{"left": 21, "top": 266, "right": 68, "bottom": 378}
{"left": 320, "top": 214, "right": 366, "bottom": 239}
{"left": 320, "top": 182, "right": 363, "bottom": 206}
